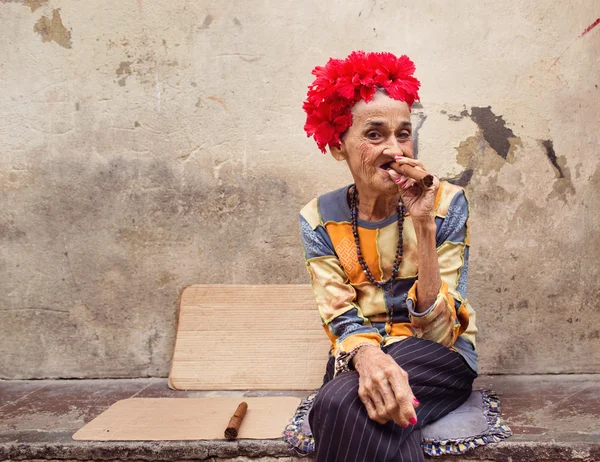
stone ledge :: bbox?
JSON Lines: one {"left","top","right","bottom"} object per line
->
{"left": 1, "top": 438, "right": 600, "bottom": 462}
{"left": 0, "top": 438, "right": 294, "bottom": 461}
{"left": 1, "top": 375, "right": 599, "bottom": 461}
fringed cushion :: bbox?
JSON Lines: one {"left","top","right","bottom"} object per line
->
{"left": 283, "top": 390, "right": 512, "bottom": 457}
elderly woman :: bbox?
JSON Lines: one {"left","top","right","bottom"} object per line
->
{"left": 299, "top": 52, "right": 478, "bottom": 461}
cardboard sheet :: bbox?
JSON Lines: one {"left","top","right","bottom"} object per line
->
{"left": 168, "top": 285, "right": 331, "bottom": 390}
{"left": 72, "top": 397, "right": 302, "bottom": 441}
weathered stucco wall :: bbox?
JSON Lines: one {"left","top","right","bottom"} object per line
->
{"left": 1, "top": 0, "right": 598, "bottom": 378}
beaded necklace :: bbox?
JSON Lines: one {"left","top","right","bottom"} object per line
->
{"left": 349, "top": 185, "right": 405, "bottom": 287}
{"left": 350, "top": 185, "right": 405, "bottom": 325}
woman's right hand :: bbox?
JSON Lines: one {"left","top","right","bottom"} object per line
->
{"left": 352, "top": 346, "right": 419, "bottom": 426}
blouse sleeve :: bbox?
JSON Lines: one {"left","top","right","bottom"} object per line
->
{"left": 405, "top": 189, "right": 471, "bottom": 347}
{"left": 299, "top": 213, "right": 382, "bottom": 371}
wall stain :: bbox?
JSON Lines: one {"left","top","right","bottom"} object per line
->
{"left": 208, "top": 96, "right": 228, "bottom": 111}
{"left": 115, "top": 61, "right": 132, "bottom": 86}
{"left": 0, "top": 0, "right": 47, "bottom": 12}
{"left": 551, "top": 17, "right": 600, "bottom": 68}
{"left": 157, "top": 271, "right": 176, "bottom": 286}
{"left": 107, "top": 38, "right": 178, "bottom": 87}
{"left": 116, "top": 227, "right": 177, "bottom": 247}
{"left": 233, "top": 17, "right": 241, "bottom": 26}
{"left": 27, "top": 0, "right": 47, "bottom": 12}
{"left": 0, "top": 166, "right": 38, "bottom": 193}
{"left": 195, "top": 97, "right": 206, "bottom": 109}
{"left": 33, "top": 9, "right": 72, "bottom": 49}
{"left": 146, "top": 329, "right": 161, "bottom": 372}
{"left": 540, "top": 139, "right": 564, "bottom": 178}
{"left": 470, "top": 106, "right": 517, "bottom": 160}
{"left": 580, "top": 18, "right": 600, "bottom": 38}
{"left": 198, "top": 14, "right": 213, "bottom": 30}
{"left": 239, "top": 55, "right": 262, "bottom": 63}
{"left": 0, "top": 220, "right": 27, "bottom": 241}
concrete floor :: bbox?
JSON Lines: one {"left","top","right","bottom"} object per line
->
{"left": 1, "top": 375, "right": 599, "bottom": 461}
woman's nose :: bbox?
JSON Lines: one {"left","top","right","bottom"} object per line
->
{"left": 384, "top": 137, "right": 404, "bottom": 157}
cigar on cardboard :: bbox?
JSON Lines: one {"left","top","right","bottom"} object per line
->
{"left": 224, "top": 402, "right": 248, "bottom": 440}
{"left": 391, "top": 162, "right": 434, "bottom": 188}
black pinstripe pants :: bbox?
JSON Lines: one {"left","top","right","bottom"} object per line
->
{"left": 308, "top": 337, "right": 477, "bottom": 462}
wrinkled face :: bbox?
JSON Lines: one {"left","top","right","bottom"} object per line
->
{"left": 334, "top": 91, "right": 414, "bottom": 195}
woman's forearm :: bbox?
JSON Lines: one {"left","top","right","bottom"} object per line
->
{"left": 413, "top": 218, "right": 442, "bottom": 312}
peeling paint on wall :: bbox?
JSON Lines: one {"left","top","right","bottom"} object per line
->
{"left": 443, "top": 168, "right": 474, "bottom": 187}
{"left": 412, "top": 112, "right": 427, "bottom": 158}
{"left": 448, "top": 134, "right": 487, "bottom": 187}
{"left": 536, "top": 139, "right": 576, "bottom": 202}
{"left": 33, "top": 9, "right": 72, "bottom": 49}
{"left": 540, "top": 139, "right": 564, "bottom": 178}
{"left": 470, "top": 107, "right": 518, "bottom": 161}
{"left": 549, "top": 159, "right": 576, "bottom": 202}
{"left": 445, "top": 109, "right": 469, "bottom": 121}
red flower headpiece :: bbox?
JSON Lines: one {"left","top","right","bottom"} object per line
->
{"left": 303, "top": 51, "right": 421, "bottom": 153}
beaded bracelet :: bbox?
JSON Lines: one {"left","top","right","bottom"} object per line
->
{"left": 334, "top": 343, "right": 380, "bottom": 376}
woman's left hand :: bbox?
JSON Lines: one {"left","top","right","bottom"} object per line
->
{"left": 387, "top": 156, "right": 440, "bottom": 223}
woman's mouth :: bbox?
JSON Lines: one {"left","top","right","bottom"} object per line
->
{"left": 379, "top": 161, "right": 394, "bottom": 171}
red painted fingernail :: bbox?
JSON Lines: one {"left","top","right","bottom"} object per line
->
{"left": 413, "top": 398, "right": 420, "bottom": 405}
{"left": 401, "top": 424, "right": 408, "bottom": 428}
{"left": 395, "top": 178, "right": 402, "bottom": 184}
{"left": 409, "top": 417, "right": 417, "bottom": 425}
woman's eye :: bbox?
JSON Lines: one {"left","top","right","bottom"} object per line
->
{"left": 366, "top": 131, "right": 381, "bottom": 140}
{"left": 397, "top": 132, "right": 410, "bottom": 139}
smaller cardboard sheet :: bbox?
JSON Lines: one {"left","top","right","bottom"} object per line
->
{"left": 72, "top": 397, "right": 301, "bottom": 441}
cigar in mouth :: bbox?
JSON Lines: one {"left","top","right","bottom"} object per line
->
{"left": 381, "top": 161, "right": 434, "bottom": 188}
{"left": 224, "top": 402, "right": 248, "bottom": 440}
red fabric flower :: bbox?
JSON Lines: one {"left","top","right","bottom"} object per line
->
{"left": 303, "top": 51, "right": 421, "bottom": 153}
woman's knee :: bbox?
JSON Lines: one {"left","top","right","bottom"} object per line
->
{"left": 311, "top": 373, "right": 359, "bottom": 424}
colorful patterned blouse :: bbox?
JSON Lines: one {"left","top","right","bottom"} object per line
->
{"left": 299, "top": 181, "right": 478, "bottom": 373}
